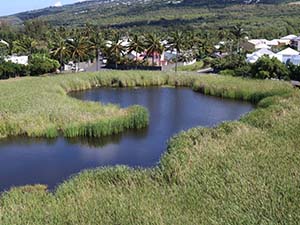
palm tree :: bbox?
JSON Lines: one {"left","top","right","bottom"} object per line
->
{"left": 230, "top": 24, "right": 247, "bottom": 54}
{"left": 67, "top": 36, "right": 89, "bottom": 72}
{"left": 12, "top": 36, "right": 38, "bottom": 56}
{"left": 89, "top": 31, "right": 105, "bottom": 71}
{"left": 167, "top": 31, "right": 186, "bottom": 72}
{"left": 107, "top": 33, "right": 126, "bottom": 69}
{"left": 198, "top": 39, "right": 214, "bottom": 59}
{"left": 144, "top": 33, "right": 164, "bottom": 66}
{"left": 128, "top": 34, "right": 145, "bottom": 68}
{"left": 51, "top": 36, "right": 70, "bottom": 72}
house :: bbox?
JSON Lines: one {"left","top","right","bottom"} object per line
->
{"left": 266, "top": 39, "right": 280, "bottom": 47}
{"left": 246, "top": 48, "right": 278, "bottom": 63}
{"left": 291, "top": 36, "right": 300, "bottom": 51}
{"left": 5, "top": 55, "right": 29, "bottom": 65}
{"left": 276, "top": 47, "right": 300, "bottom": 63}
{"left": 242, "top": 39, "right": 269, "bottom": 51}
{"left": 280, "top": 34, "right": 297, "bottom": 45}
{"left": 140, "top": 51, "right": 168, "bottom": 66}
{"left": 242, "top": 37, "right": 290, "bottom": 51}
{"left": 287, "top": 55, "right": 300, "bottom": 65}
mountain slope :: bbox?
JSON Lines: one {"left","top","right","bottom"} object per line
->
{"left": 0, "top": 0, "right": 294, "bottom": 26}
{"left": 1, "top": 0, "right": 300, "bottom": 37}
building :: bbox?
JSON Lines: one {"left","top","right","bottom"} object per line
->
{"left": 291, "top": 36, "right": 300, "bottom": 51}
{"left": 242, "top": 39, "right": 269, "bottom": 51}
{"left": 287, "top": 55, "right": 300, "bottom": 65}
{"left": 246, "top": 48, "right": 278, "bottom": 63}
{"left": 276, "top": 47, "right": 300, "bottom": 63}
{"left": 5, "top": 55, "right": 29, "bottom": 65}
{"left": 280, "top": 34, "right": 297, "bottom": 45}
{"left": 242, "top": 37, "right": 291, "bottom": 51}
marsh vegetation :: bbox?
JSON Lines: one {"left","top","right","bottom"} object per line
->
{"left": 0, "top": 71, "right": 298, "bottom": 224}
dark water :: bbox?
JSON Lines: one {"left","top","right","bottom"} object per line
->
{"left": 0, "top": 87, "right": 254, "bottom": 191}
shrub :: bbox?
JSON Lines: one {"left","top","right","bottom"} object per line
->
{"left": 0, "top": 60, "right": 29, "bottom": 79}
{"left": 250, "top": 56, "right": 290, "bottom": 80}
{"left": 287, "top": 62, "right": 300, "bottom": 81}
{"left": 211, "top": 54, "right": 246, "bottom": 72}
{"left": 29, "top": 54, "right": 60, "bottom": 76}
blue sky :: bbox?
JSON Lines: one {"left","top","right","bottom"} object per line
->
{"left": 0, "top": 0, "right": 81, "bottom": 16}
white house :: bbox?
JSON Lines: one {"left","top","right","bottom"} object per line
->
{"left": 281, "top": 34, "right": 297, "bottom": 40}
{"left": 288, "top": 55, "right": 300, "bottom": 65}
{"left": 276, "top": 47, "right": 300, "bottom": 63}
{"left": 242, "top": 39, "right": 269, "bottom": 51}
{"left": 243, "top": 37, "right": 291, "bottom": 51}
{"left": 266, "top": 39, "right": 280, "bottom": 47}
{"left": 5, "top": 55, "right": 29, "bottom": 65}
{"left": 280, "top": 34, "right": 297, "bottom": 45}
{"left": 246, "top": 48, "right": 278, "bottom": 63}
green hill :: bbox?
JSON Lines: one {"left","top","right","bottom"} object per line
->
{"left": 1, "top": 0, "right": 300, "bottom": 37}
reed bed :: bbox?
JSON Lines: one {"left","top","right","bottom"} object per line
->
{"left": 0, "top": 71, "right": 299, "bottom": 224}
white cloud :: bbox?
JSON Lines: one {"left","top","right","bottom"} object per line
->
{"left": 54, "top": 1, "right": 63, "bottom": 7}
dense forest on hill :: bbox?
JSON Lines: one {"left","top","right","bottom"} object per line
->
{"left": 1, "top": 0, "right": 300, "bottom": 38}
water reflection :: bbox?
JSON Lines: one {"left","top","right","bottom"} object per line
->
{"left": 0, "top": 87, "right": 253, "bottom": 191}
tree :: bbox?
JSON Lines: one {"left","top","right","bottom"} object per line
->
{"left": 51, "top": 36, "right": 70, "bottom": 72}
{"left": 251, "top": 56, "right": 289, "bottom": 80}
{"left": 89, "top": 31, "right": 105, "bottom": 71}
{"left": 67, "top": 36, "right": 89, "bottom": 72}
{"left": 29, "top": 54, "right": 60, "bottom": 76}
{"left": 12, "top": 36, "right": 38, "bottom": 56}
{"left": 144, "top": 33, "right": 164, "bottom": 66}
{"left": 287, "top": 62, "right": 300, "bottom": 81}
{"left": 167, "top": 31, "right": 186, "bottom": 72}
{"left": 0, "top": 60, "right": 29, "bottom": 79}
{"left": 230, "top": 24, "right": 247, "bottom": 54}
{"left": 24, "top": 20, "right": 50, "bottom": 40}
{"left": 107, "top": 33, "right": 126, "bottom": 69}
{"left": 128, "top": 34, "right": 145, "bottom": 68}
{"left": 0, "top": 41, "right": 9, "bottom": 58}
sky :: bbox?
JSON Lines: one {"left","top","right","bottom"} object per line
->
{"left": 0, "top": 0, "right": 84, "bottom": 16}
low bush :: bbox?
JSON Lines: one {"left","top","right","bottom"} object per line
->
{"left": 29, "top": 54, "right": 60, "bottom": 76}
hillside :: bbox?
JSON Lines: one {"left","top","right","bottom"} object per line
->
{"left": 1, "top": 0, "right": 300, "bottom": 37}
{"left": 0, "top": 0, "right": 295, "bottom": 24}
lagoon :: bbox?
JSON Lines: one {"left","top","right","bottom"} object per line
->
{"left": 0, "top": 87, "right": 253, "bottom": 191}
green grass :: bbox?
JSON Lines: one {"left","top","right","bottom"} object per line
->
{"left": 0, "top": 71, "right": 299, "bottom": 224}
{"left": 177, "top": 61, "right": 205, "bottom": 72}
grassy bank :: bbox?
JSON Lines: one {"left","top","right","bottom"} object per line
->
{"left": 0, "top": 71, "right": 288, "bottom": 139}
{"left": 0, "top": 71, "right": 299, "bottom": 224}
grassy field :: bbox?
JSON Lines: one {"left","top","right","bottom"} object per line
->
{"left": 0, "top": 71, "right": 299, "bottom": 224}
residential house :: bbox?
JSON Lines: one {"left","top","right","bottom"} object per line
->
{"left": 280, "top": 34, "right": 297, "bottom": 45}
{"left": 276, "top": 47, "right": 300, "bottom": 63}
{"left": 288, "top": 55, "right": 300, "bottom": 65}
{"left": 5, "top": 55, "right": 29, "bottom": 65}
{"left": 246, "top": 47, "right": 300, "bottom": 65}
{"left": 291, "top": 36, "right": 300, "bottom": 51}
{"left": 246, "top": 48, "right": 278, "bottom": 63}
{"left": 242, "top": 39, "right": 269, "bottom": 51}
{"left": 242, "top": 37, "right": 291, "bottom": 51}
